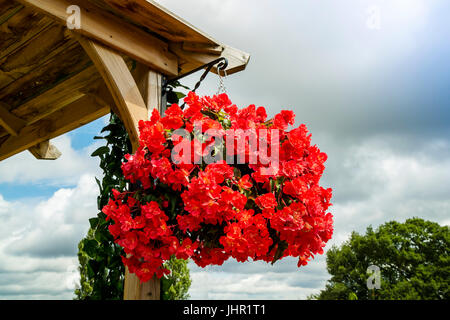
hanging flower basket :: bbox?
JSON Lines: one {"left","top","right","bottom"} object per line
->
{"left": 102, "top": 92, "right": 334, "bottom": 282}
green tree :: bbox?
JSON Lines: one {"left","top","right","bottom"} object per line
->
{"left": 162, "top": 256, "right": 191, "bottom": 300}
{"left": 311, "top": 218, "right": 449, "bottom": 300}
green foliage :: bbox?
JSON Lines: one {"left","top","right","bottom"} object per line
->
{"left": 162, "top": 256, "right": 192, "bottom": 300}
{"left": 75, "top": 114, "right": 130, "bottom": 300}
{"left": 75, "top": 84, "right": 191, "bottom": 300}
{"left": 310, "top": 218, "right": 450, "bottom": 300}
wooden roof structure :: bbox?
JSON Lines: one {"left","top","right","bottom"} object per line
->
{"left": 0, "top": 0, "right": 250, "bottom": 300}
{"left": 0, "top": 0, "right": 250, "bottom": 161}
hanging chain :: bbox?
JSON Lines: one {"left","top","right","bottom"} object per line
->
{"left": 216, "top": 68, "right": 228, "bottom": 95}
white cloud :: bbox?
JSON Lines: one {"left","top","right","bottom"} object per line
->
{"left": 3, "top": 174, "right": 98, "bottom": 258}
{"left": 0, "top": 170, "right": 98, "bottom": 299}
{"left": 0, "top": 135, "right": 102, "bottom": 186}
{"left": 0, "top": 0, "right": 447, "bottom": 300}
{"left": 189, "top": 256, "right": 328, "bottom": 300}
{"left": 331, "top": 137, "right": 450, "bottom": 233}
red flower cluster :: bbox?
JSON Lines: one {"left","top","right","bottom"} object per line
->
{"left": 103, "top": 92, "right": 333, "bottom": 282}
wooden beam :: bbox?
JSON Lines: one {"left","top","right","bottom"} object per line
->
{"left": 0, "top": 95, "right": 109, "bottom": 161}
{"left": 0, "top": 3, "right": 23, "bottom": 26}
{"left": 132, "top": 63, "right": 163, "bottom": 119}
{"left": 28, "top": 140, "right": 61, "bottom": 160}
{"left": 103, "top": 0, "right": 219, "bottom": 45}
{"left": 182, "top": 42, "right": 224, "bottom": 55}
{"left": 0, "top": 10, "right": 54, "bottom": 61}
{"left": 78, "top": 37, "right": 149, "bottom": 151}
{"left": 6, "top": 65, "right": 100, "bottom": 125}
{"left": 169, "top": 42, "right": 250, "bottom": 76}
{"left": 0, "top": 102, "right": 26, "bottom": 136}
{"left": 0, "top": 23, "right": 73, "bottom": 92}
{"left": 0, "top": 65, "right": 102, "bottom": 142}
{"left": 16, "top": 0, "right": 178, "bottom": 76}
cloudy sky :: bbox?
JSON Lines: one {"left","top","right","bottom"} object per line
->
{"left": 0, "top": 0, "right": 449, "bottom": 299}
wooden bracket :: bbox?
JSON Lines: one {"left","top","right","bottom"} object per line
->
{"left": 28, "top": 140, "right": 62, "bottom": 160}
{"left": 170, "top": 42, "right": 250, "bottom": 76}
{"left": 77, "top": 36, "right": 149, "bottom": 151}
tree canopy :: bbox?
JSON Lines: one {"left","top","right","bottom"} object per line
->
{"left": 312, "top": 218, "right": 449, "bottom": 300}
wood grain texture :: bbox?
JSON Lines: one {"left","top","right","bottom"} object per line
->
{"left": 0, "top": 95, "right": 109, "bottom": 161}
{"left": 0, "top": 0, "right": 21, "bottom": 14}
{"left": 0, "top": 43, "right": 92, "bottom": 119}
{"left": 182, "top": 41, "right": 224, "bottom": 55}
{"left": 102, "top": 0, "right": 218, "bottom": 44}
{"left": 0, "top": 3, "right": 23, "bottom": 27}
{"left": 0, "top": 102, "right": 25, "bottom": 136}
{"left": 169, "top": 42, "right": 250, "bottom": 76}
{"left": 7, "top": 64, "right": 99, "bottom": 124}
{"left": 0, "top": 7, "right": 53, "bottom": 60}
{"left": 28, "top": 140, "right": 61, "bottom": 160}
{"left": 17, "top": 0, "right": 178, "bottom": 76}
{"left": 132, "top": 63, "right": 163, "bottom": 119}
{"left": 0, "top": 24, "right": 74, "bottom": 91}
{"left": 123, "top": 273, "right": 160, "bottom": 300}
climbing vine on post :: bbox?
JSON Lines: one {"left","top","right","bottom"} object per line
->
{"left": 75, "top": 84, "right": 191, "bottom": 300}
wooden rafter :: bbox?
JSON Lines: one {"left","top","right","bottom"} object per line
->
{"left": 102, "top": 0, "right": 219, "bottom": 44}
{"left": 0, "top": 95, "right": 109, "bottom": 161}
{"left": 1, "top": 65, "right": 99, "bottom": 128}
{"left": 0, "top": 7, "right": 54, "bottom": 61}
{"left": 16, "top": 0, "right": 178, "bottom": 76}
{"left": 0, "top": 102, "right": 26, "bottom": 136}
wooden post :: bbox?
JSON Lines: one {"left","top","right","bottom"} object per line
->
{"left": 123, "top": 63, "right": 163, "bottom": 301}
{"left": 78, "top": 36, "right": 163, "bottom": 300}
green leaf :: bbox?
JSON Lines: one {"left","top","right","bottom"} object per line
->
{"left": 175, "top": 92, "right": 186, "bottom": 99}
{"left": 89, "top": 218, "right": 99, "bottom": 229}
{"left": 95, "top": 177, "right": 102, "bottom": 193}
{"left": 94, "top": 227, "right": 109, "bottom": 243}
{"left": 83, "top": 239, "right": 99, "bottom": 258}
{"left": 91, "top": 146, "right": 110, "bottom": 157}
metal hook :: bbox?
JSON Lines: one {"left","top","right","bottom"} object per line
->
{"left": 162, "top": 57, "right": 229, "bottom": 109}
